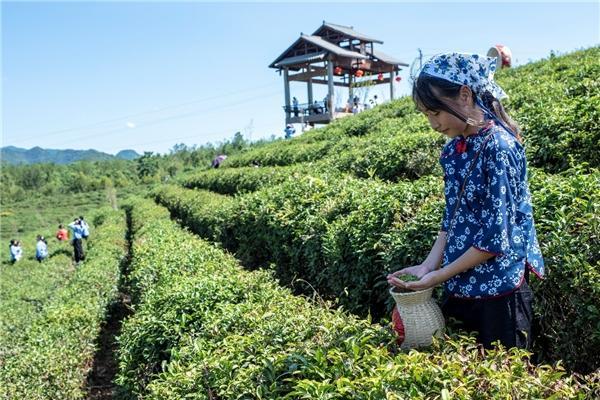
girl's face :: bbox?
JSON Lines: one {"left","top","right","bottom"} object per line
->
{"left": 415, "top": 84, "right": 479, "bottom": 138}
{"left": 422, "top": 108, "right": 467, "bottom": 138}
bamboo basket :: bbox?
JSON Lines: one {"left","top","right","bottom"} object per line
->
{"left": 389, "top": 287, "right": 445, "bottom": 349}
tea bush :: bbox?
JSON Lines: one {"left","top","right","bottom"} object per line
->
{"left": 0, "top": 209, "right": 126, "bottom": 399}
{"left": 497, "top": 47, "right": 600, "bottom": 171}
{"left": 327, "top": 128, "right": 443, "bottom": 181}
{"left": 116, "top": 198, "right": 593, "bottom": 399}
{"left": 526, "top": 167, "right": 600, "bottom": 372}
{"left": 0, "top": 251, "right": 74, "bottom": 351}
{"left": 223, "top": 140, "right": 334, "bottom": 168}
{"left": 180, "top": 164, "right": 314, "bottom": 195}
{"left": 160, "top": 165, "right": 600, "bottom": 372}
{"left": 147, "top": 187, "right": 234, "bottom": 254}
{"left": 156, "top": 175, "right": 443, "bottom": 315}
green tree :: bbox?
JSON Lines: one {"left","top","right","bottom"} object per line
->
{"left": 136, "top": 152, "right": 160, "bottom": 180}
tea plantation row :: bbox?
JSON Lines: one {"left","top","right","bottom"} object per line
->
{"left": 157, "top": 165, "right": 600, "bottom": 374}
{"left": 0, "top": 209, "right": 126, "bottom": 399}
{"left": 0, "top": 245, "right": 74, "bottom": 351}
{"left": 115, "top": 198, "right": 595, "bottom": 399}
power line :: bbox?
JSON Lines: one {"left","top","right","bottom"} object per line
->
{"left": 103, "top": 122, "right": 283, "bottom": 154}
{"left": 7, "top": 81, "right": 281, "bottom": 145}
{"left": 37, "top": 90, "right": 282, "bottom": 149}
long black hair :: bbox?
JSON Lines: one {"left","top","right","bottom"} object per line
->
{"left": 412, "top": 74, "right": 522, "bottom": 142}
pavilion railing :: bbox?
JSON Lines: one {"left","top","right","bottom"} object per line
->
{"left": 283, "top": 101, "right": 328, "bottom": 116}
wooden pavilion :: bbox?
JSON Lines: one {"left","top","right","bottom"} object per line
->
{"left": 269, "top": 22, "right": 409, "bottom": 126}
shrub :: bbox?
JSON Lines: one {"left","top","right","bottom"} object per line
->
{"left": 180, "top": 165, "right": 311, "bottom": 195}
{"left": 162, "top": 166, "right": 600, "bottom": 373}
{"left": 157, "top": 176, "right": 442, "bottom": 317}
{"left": 224, "top": 140, "right": 333, "bottom": 168}
{"left": 0, "top": 209, "right": 126, "bottom": 399}
{"left": 497, "top": 47, "right": 600, "bottom": 171}
{"left": 527, "top": 167, "right": 600, "bottom": 373}
{"left": 116, "top": 198, "right": 594, "bottom": 399}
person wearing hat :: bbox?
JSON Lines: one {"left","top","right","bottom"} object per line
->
{"left": 9, "top": 239, "right": 22, "bottom": 263}
{"left": 387, "top": 53, "right": 544, "bottom": 350}
{"left": 36, "top": 235, "right": 48, "bottom": 263}
{"left": 284, "top": 124, "right": 296, "bottom": 139}
{"left": 68, "top": 218, "right": 86, "bottom": 264}
{"left": 211, "top": 154, "right": 227, "bottom": 168}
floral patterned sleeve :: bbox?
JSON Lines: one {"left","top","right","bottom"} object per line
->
{"left": 472, "top": 134, "right": 523, "bottom": 256}
{"left": 441, "top": 202, "right": 450, "bottom": 232}
{"left": 439, "top": 142, "right": 454, "bottom": 233}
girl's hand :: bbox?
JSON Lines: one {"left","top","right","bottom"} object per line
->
{"left": 400, "top": 270, "right": 446, "bottom": 291}
{"left": 386, "top": 263, "right": 432, "bottom": 287}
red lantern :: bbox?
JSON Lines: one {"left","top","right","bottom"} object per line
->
{"left": 334, "top": 66, "right": 343, "bottom": 75}
{"left": 355, "top": 69, "right": 364, "bottom": 78}
{"left": 377, "top": 73, "right": 384, "bottom": 81}
{"left": 395, "top": 76, "right": 402, "bottom": 82}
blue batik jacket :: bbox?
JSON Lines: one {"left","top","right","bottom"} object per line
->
{"left": 440, "top": 121, "right": 544, "bottom": 298}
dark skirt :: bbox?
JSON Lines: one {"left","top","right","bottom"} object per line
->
{"left": 73, "top": 238, "right": 85, "bottom": 262}
{"left": 442, "top": 280, "right": 534, "bottom": 350}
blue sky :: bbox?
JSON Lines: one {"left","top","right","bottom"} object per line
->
{"left": 2, "top": 1, "right": 599, "bottom": 155}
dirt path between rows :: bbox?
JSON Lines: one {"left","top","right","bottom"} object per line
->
{"left": 85, "top": 211, "right": 133, "bottom": 400}
{"left": 85, "top": 291, "right": 132, "bottom": 399}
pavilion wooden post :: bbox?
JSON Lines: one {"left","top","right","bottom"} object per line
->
{"left": 283, "top": 67, "right": 291, "bottom": 120}
{"left": 348, "top": 72, "right": 353, "bottom": 108}
{"left": 270, "top": 23, "right": 409, "bottom": 126}
{"left": 307, "top": 68, "right": 314, "bottom": 109}
{"left": 390, "top": 69, "right": 396, "bottom": 100}
{"left": 327, "top": 56, "right": 335, "bottom": 117}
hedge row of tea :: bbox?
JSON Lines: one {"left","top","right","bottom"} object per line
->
{"left": 156, "top": 174, "right": 442, "bottom": 315}
{"left": 218, "top": 48, "right": 598, "bottom": 177}
{"left": 180, "top": 164, "right": 315, "bottom": 195}
{"left": 0, "top": 209, "right": 126, "bottom": 399}
{"left": 497, "top": 47, "right": 600, "bottom": 171}
{"left": 182, "top": 119, "right": 443, "bottom": 191}
{"left": 525, "top": 167, "right": 600, "bottom": 371}
{"left": 116, "top": 198, "right": 593, "bottom": 399}
{"left": 0, "top": 246, "right": 73, "bottom": 352}
{"left": 158, "top": 165, "right": 600, "bottom": 373}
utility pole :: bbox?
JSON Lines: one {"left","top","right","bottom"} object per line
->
{"left": 418, "top": 48, "right": 423, "bottom": 69}
{"left": 244, "top": 119, "right": 254, "bottom": 142}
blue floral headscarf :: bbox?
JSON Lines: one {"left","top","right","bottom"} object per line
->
{"left": 415, "top": 53, "right": 508, "bottom": 101}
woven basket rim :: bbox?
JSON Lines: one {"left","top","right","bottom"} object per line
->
{"left": 388, "top": 286, "right": 433, "bottom": 297}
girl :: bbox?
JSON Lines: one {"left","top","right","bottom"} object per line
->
{"left": 387, "top": 53, "right": 544, "bottom": 349}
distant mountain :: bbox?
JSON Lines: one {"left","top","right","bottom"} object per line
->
{"left": 0, "top": 146, "right": 141, "bottom": 165}
{"left": 115, "top": 149, "right": 141, "bottom": 160}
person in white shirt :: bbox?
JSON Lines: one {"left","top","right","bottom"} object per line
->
{"left": 284, "top": 124, "right": 296, "bottom": 139}
{"left": 9, "top": 239, "right": 23, "bottom": 263}
{"left": 68, "top": 218, "right": 86, "bottom": 264}
{"left": 36, "top": 236, "right": 48, "bottom": 263}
